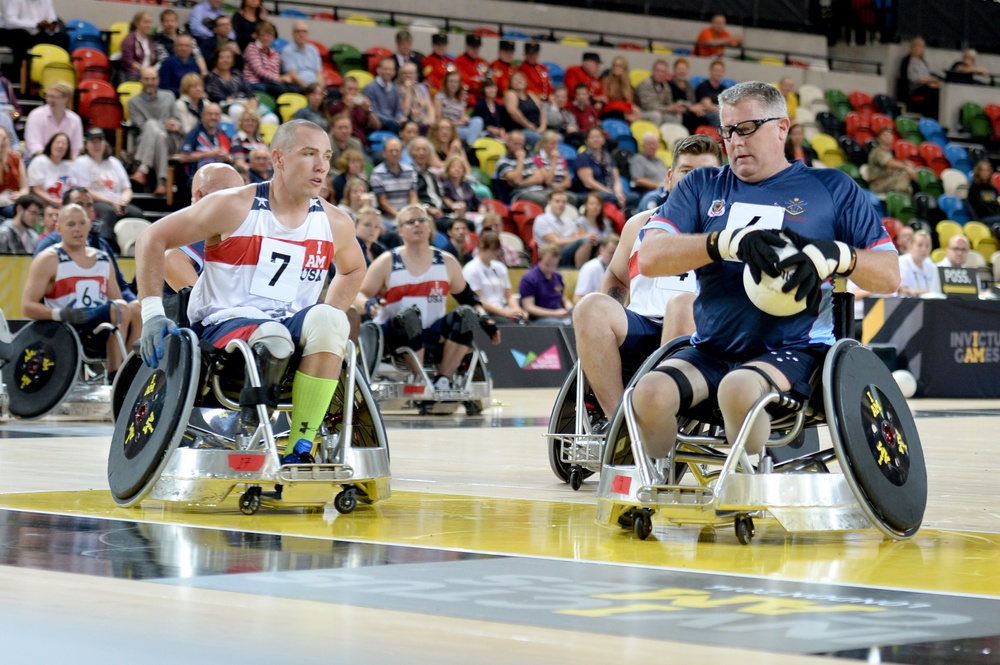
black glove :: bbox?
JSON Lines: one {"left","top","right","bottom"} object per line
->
{"left": 139, "top": 315, "right": 179, "bottom": 367}
{"left": 777, "top": 228, "right": 858, "bottom": 313}
{"left": 53, "top": 307, "right": 91, "bottom": 325}
{"left": 706, "top": 226, "right": 785, "bottom": 281}
{"left": 479, "top": 314, "right": 498, "bottom": 338}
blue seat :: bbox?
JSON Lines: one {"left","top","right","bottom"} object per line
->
{"left": 278, "top": 8, "right": 309, "bottom": 17}
{"left": 614, "top": 136, "right": 638, "bottom": 154}
{"left": 65, "top": 18, "right": 101, "bottom": 40}
{"left": 722, "top": 78, "right": 737, "bottom": 88}
{"left": 601, "top": 118, "right": 631, "bottom": 139}
{"left": 503, "top": 31, "right": 528, "bottom": 41}
{"left": 689, "top": 75, "right": 707, "bottom": 90}
{"left": 544, "top": 62, "right": 564, "bottom": 88}
{"left": 557, "top": 142, "right": 577, "bottom": 166}
{"left": 219, "top": 120, "right": 237, "bottom": 139}
{"left": 918, "top": 118, "right": 947, "bottom": 148}
{"left": 72, "top": 33, "right": 107, "bottom": 54}
{"left": 944, "top": 143, "right": 972, "bottom": 173}
{"left": 272, "top": 37, "right": 289, "bottom": 53}
{"left": 619, "top": 176, "right": 632, "bottom": 194}
{"left": 938, "top": 194, "right": 971, "bottom": 224}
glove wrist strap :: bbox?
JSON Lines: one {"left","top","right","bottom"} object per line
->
{"left": 141, "top": 296, "right": 165, "bottom": 323}
{"left": 706, "top": 232, "right": 722, "bottom": 261}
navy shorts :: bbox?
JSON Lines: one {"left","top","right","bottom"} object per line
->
{"left": 74, "top": 302, "right": 116, "bottom": 358}
{"left": 194, "top": 304, "right": 321, "bottom": 350}
{"left": 619, "top": 309, "right": 663, "bottom": 381}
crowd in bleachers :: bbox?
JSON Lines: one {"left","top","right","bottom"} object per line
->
{"left": 1, "top": 2, "right": 1000, "bottom": 308}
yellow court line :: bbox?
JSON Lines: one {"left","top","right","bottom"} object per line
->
{"left": 2, "top": 489, "right": 999, "bottom": 599}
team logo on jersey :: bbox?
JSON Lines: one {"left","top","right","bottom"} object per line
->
{"left": 707, "top": 199, "right": 726, "bottom": 217}
{"left": 428, "top": 283, "right": 446, "bottom": 303}
{"left": 784, "top": 198, "right": 808, "bottom": 216}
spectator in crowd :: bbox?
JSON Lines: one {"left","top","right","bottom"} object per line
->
{"left": 338, "top": 178, "right": 373, "bottom": 221}
{"left": 867, "top": 126, "right": 916, "bottom": 195}
{"left": 519, "top": 243, "right": 574, "bottom": 325}
{"left": 894, "top": 226, "right": 913, "bottom": 254}
{"left": 0, "top": 0, "right": 68, "bottom": 78}
{"left": 331, "top": 148, "right": 367, "bottom": 203}
{"left": 24, "top": 81, "right": 83, "bottom": 162}
{"left": 229, "top": 107, "right": 266, "bottom": 169}
{"left": 630, "top": 133, "right": 669, "bottom": 195}
{"left": 455, "top": 34, "right": 489, "bottom": 106}
{"left": 947, "top": 49, "right": 991, "bottom": 85}
{"left": 442, "top": 217, "right": 472, "bottom": 265}
{"left": 905, "top": 37, "right": 942, "bottom": 120}
{"left": 160, "top": 34, "right": 202, "bottom": 98}
{"left": 532, "top": 130, "right": 575, "bottom": 205}
{"left": 693, "top": 13, "right": 743, "bottom": 57}
{"left": 154, "top": 9, "right": 207, "bottom": 75}
{"left": 398, "top": 62, "right": 435, "bottom": 130}
{"left": 327, "top": 76, "right": 379, "bottom": 146}
{"left": 503, "top": 71, "right": 545, "bottom": 148}
{"left": 39, "top": 202, "right": 59, "bottom": 239}
{"left": 246, "top": 146, "right": 272, "bottom": 183}
{"left": 441, "top": 155, "right": 483, "bottom": 221}
{"left": 0, "top": 71, "right": 23, "bottom": 129}
{"left": 364, "top": 57, "right": 406, "bottom": 134}
{"left": 232, "top": 0, "right": 266, "bottom": 52}
{"left": 564, "top": 52, "right": 606, "bottom": 110}
{"left": 27, "top": 132, "right": 76, "bottom": 207}
{"left": 565, "top": 83, "right": 600, "bottom": 136}
{"left": 463, "top": 231, "right": 527, "bottom": 322}
{"left": 281, "top": 21, "right": 321, "bottom": 88}
{"left": 784, "top": 123, "right": 815, "bottom": 167}
{"left": 120, "top": 11, "right": 158, "bottom": 82}
{"left": 520, "top": 42, "right": 553, "bottom": 101}
{"left": 175, "top": 72, "right": 207, "bottom": 134}
{"left": 778, "top": 77, "right": 798, "bottom": 120}
{"left": 574, "top": 125, "right": 635, "bottom": 211}
{"left": 354, "top": 205, "right": 385, "bottom": 266}
{"left": 177, "top": 102, "right": 233, "bottom": 185}
{"left": 244, "top": 21, "right": 299, "bottom": 97}
{"left": 72, "top": 128, "right": 143, "bottom": 250}
{"left": 601, "top": 56, "right": 640, "bottom": 122}
{"left": 635, "top": 59, "right": 685, "bottom": 127}
{"left": 294, "top": 82, "right": 330, "bottom": 131}
{"left": 200, "top": 14, "right": 241, "bottom": 71}
{"left": 573, "top": 234, "right": 619, "bottom": 302}
{"left": 0, "top": 126, "right": 28, "bottom": 216}
{"left": 969, "top": 160, "right": 1000, "bottom": 227}
{"left": 574, "top": 191, "right": 612, "bottom": 264}
{"left": 428, "top": 117, "right": 471, "bottom": 173}
{"left": 533, "top": 190, "right": 591, "bottom": 267}
{"left": 490, "top": 40, "right": 518, "bottom": 96}
{"left": 493, "top": 130, "right": 546, "bottom": 205}
{"left": 542, "top": 86, "right": 580, "bottom": 145}
{"left": 129, "top": 67, "right": 182, "bottom": 196}
{"left": 206, "top": 49, "right": 272, "bottom": 125}
{"left": 394, "top": 30, "right": 424, "bottom": 79}
{"left": 435, "top": 70, "right": 484, "bottom": 145}
{"left": 421, "top": 33, "right": 455, "bottom": 94}
{"left": 897, "top": 229, "right": 939, "bottom": 297}
{"left": 370, "top": 137, "right": 418, "bottom": 229}
{"left": 0, "top": 194, "right": 42, "bottom": 254}
{"left": 478, "top": 212, "right": 524, "bottom": 267}
{"left": 668, "top": 57, "right": 710, "bottom": 133}
{"left": 409, "top": 137, "right": 449, "bottom": 223}
{"left": 694, "top": 59, "right": 727, "bottom": 129}
{"left": 472, "top": 78, "right": 505, "bottom": 141}
{"left": 187, "top": 0, "right": 226, "bottom": 42}
{"left": 937, "top": 235, "right": 972, "bottom": 268}
{"left": 329, "top": 113, "right": 366, "bottom": 172}
{"left": 398, "top": 120, "right": 420, "bottom": 163}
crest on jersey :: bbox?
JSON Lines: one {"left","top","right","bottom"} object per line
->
{"left": 784, "top": 198, "right": 808, "bottom": 216}
{"left": 707, "top": 199, "right": 726, "bottom": 217}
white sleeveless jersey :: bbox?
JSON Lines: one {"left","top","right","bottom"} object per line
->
{"left": 188, "top": 182, "right": 334, "bottom": 326}
{"left": 44, "top": 246, "right": 110, "bottom": 310}
{"left": 375, "top": 248, "right": 450, "bottom": 329}
{"left": 627, "top": 226, "right": 697, "bottom": 321}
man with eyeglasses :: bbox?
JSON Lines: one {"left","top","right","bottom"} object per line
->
{"left": 628, "top": 80, "right": 900, "bottom": 476}
{"left": 357, "top": 204, "right": 500, "bottom": 392}
{"left": 936, "top": 235, "right": 971, "bottom": 269}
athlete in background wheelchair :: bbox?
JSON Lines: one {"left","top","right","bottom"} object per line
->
{"left": 546, "top": 135, "right": 722, "bottom": 488}
{"left": 356, "top": 203, "right": 499, "bottom": 416}
{"left": 2, "top": 204, "right": 136, "bottom": 419}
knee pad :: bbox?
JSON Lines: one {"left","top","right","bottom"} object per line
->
{"left": 444, "top": 306, "right": 476, "bottom": 346}
{"left": 301, "top": 304, "right": 350, "bottom": 357}
{"left": 247, "top": 321, "right": 294, "bottom": 360}
{"left": 390, "top": 305, "right": 423, "bottom": 350}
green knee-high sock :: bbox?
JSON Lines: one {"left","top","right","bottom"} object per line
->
{"left": 289, "top": 371, "right": 339, "bottom": 456}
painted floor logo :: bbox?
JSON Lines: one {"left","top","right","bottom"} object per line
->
{"left": 510, "top": 345, "right": 562, "bottom": 371}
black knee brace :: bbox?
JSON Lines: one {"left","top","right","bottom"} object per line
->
{"left": 391, "top": 305, "right": 424, "bottom": 350}
{"left": 443, "top": 306, "right": 477, "bottom": 346}
{"left": 653, "top": 365, "right": 695, "bottom": 412}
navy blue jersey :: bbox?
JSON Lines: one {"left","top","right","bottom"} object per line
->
{"left": 645, "top": 161, "right": 895, "bottom": 360}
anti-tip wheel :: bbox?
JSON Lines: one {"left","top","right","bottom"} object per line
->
{"left": 239, "top": 487, "right": 261, "bottom": 515}
{"left": 735, "top": 514, "right": 755, "bottom": 545}
{"left": 334, "top": 488, "right": 357, "bottom": 514}
{"left": 633, "top": 508, "right": 653, "bottom": 540}
{"left": 569, "top": 466, "right": 583, "bottom": 491}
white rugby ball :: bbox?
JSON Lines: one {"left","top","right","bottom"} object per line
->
{"left": 742, "top": 236, "right": 807, "bottom": 317}
{"left": 892, "top": 369, "right": 918, "bottom": 399}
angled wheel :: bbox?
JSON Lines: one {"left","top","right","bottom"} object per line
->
{"left": 325, "top": 363, "right": 389, "bottom": 458}
{"left": 1, "top": 321, "right": 82, "bottom": 419}
{"left": 546, "top": 361, "right": 601, "bottom": 483}
{"left": 239, "top": 487, "right": 261, "bottom": 515}
{"left": 633, "top": 508, "right": 653, "bottom": 540}
{"left": 735, "top": 514, "right": 755, "bottom": 545}
{"left": 334, "top": 488, "right": 357, "bottom": 514}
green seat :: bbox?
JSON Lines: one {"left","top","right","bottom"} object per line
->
{"left": 837, "top": 162, "right": 866, "bottom": 188}
{"left": 895, "top": 116, "right": 922, "bottom": 145}
{"left": 961, "top": 102, "right": 986, "bottom": 129}
{"left": 471, "top": 166, "right": 492, "bottom": 187}
{"left": 915, "top": 167, "right": 943, "bottom": 198}
{"left": 331, "top": 43, "right": 364, "bottom": 71}
{"left": 886, "top": 191, "right": 916, "bottom": 223}
{"left": 470, "top": 181, "right": 493, "bottom": 201}
{"left": 254, "top": 91, "right": 277, "bottom": 115}
{"left": 824, "top": 88, "right": 849, "bottom": 109}
{"left": 832, "top": 101, "right": 854, "bottom": 123}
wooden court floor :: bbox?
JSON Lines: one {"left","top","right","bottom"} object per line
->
{"left": 0, "top": 388, "right": 999, "bottom": 664}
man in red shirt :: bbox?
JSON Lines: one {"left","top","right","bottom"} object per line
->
{"left": 565, "top": 83, "right": 600, "bottom": 134}
{"left": 519, "top": 42, "right": 553, "bottom": 100}
{"left": 454, "top": 34, "right": 489, "bottom": 107}
{"left": 693, "top": 14, "right": 744, "bottom": 57}
{"left": 490, "top": 40, "right": 518, "bottom": 96}
{"left": 422, "top": 33, "right": 455, "bottom": 95}
{"left": 563, "top": 52, "right": 606, "bottom": 110}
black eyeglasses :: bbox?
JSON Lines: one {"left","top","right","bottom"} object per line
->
{"left": 718, "top": 117, "right": 782, "bottom": 140}
{"left": 401, "top": 217, "right": 429, "bottom": 227}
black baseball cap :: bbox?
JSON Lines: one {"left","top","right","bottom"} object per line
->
{"left": 524, "top": 42, "right": 540, "bottom": 53}
{"left": 85, "top": 128, "right": 106, "bottom": 141}
{"left": 466, "top": 34, "right": 482, "bottom": 47}
{"left": 583, "top": 52, "right": 602, "bottom": 63}
{"left": 432, "top": 33, "right": 449, "bottom": 45}
{"left": 500, "top": 40, "right": 516, "bottom": 51}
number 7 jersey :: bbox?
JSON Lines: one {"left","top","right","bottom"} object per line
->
{"left": 188, "top": 182, "right": 334, "bottom": 327}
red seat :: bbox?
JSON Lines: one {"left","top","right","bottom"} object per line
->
{"left": 510, "top": 200, "right": 543, "bottom": 244}
{"left": 894, "top": 140, "right": 924, "bottom": 166}
{"left": 919, "top": 142, "right": 949, "bottom": 176}
{"left": 85, "top": 96, "right": 123, "bottom": 131}
{"left": 482, "top": 198, "right": 511, "bottom": 229}
{"left": 311, "top": 11, "right": 336, "bottom": 21}
{"left": 76, "top": 79, "right": 117, "bottom": 119}
{"left": 695, "top": 125, "right": 722, "bottom": 143}
{"left": 472, "top": 27, "right": 500, "bottom": 37}
{"left": 870, "top": 113, "right": 895, "bottom": 136}
{"left": 992, "top": 172, "right": 1000, "bottom": 193}
{"left": 853, "top": 128, "right": 875, "bottom": 145}
{"left": 617, "top": 42, "right": 644, "bottom": 51}
{"left": 984, "top": 103, "right": 1000, "bottom": 122}
{"left": 71, "top": 47, "right": 109, "bottom": 79}
{"left": 848, "top": 90, "right": 874, "bottom": 114}
{"left": 308, "top": 40, "right": 331, "bottom": 63}
{"left": 882, "top": 217, "right": 903, "bottom": 240}
{"left": 365, "top": 46, "right": 394, "bottom": 75}
{"left": 845, "top": 111, "right": 871, "bottom": 140}
{"left": 322, "top": 63, "right": 342, "bottom": 88}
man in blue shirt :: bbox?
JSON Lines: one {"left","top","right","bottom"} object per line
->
{"left": 362, "top": 57, "right": 405, "bottom": 134}
{"left": 176, "top": 103, "right": 232, "bottom": 185}
{"left": 158, "top": 34, "right": 202, "bottom": 98}
{"left": 187, "top": 0, "right": 226, "bottom": 41}
{"left": 631, "top": 80, "right": 900, "bottom": 472}
{"left": 281, "top": 21, "right": 321, "bottom": 88}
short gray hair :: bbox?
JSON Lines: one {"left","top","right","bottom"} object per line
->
{"left": 271, "top": 119, "right": 324, "bottom": 153}
{"left": 718, "top": 81, "right": 787, "bottom": 119}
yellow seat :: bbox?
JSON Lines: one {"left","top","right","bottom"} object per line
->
{"left": 963, "top": 220, "right": 992, "bottom": 245}
{"left": 936, "top": 220, "right": 964, "bottom": 248}
{"left": 345, "top": 69, "right": 374, "bottom": 89}
{"left": 27, "top": 44, "right": 70, "bottom": 87}
{"left": 759, "top": 56, "right": 785, "bottom": 66}
{"left": 107, "top": 21, "right": 130, "bottom": 56}
{"left": 628, "top": 68, "right": 650, "bottom": 89}
{"left": 630, "top": 119, "right": 660, "bottom": 146}
{"left": 808, "top": 133, "right": 844, "bottom": 168}
{"left": 117, "top": 80, "right": 143, "bottom": 121}
{"left": 260, "top": 123, "right": 279, "bottom": 145}
{"left": 276, "top": 92, "right": 308, "bottom": 123}
{"left": 40, "top": 62, "right": 76, "bottom": 96}
{"left": 559, "top": 36, "right": 590, "bottom": 46}
{"left": 931, "top": 248, "right": 945, "bottom": 263}
{"left": 473, "top": 137, "right": 505, "bottom": 174}
{"left": 344, "top": 14, "right": 377, "bottom": 26}
{"left": 656, "top": 147, "right": 672, "bottom": 168}
{"left": 975, "top": 236, "right": 998, "bottom": 263}
{"left": 648, "top": 43, "right": 672, "bottom": 55}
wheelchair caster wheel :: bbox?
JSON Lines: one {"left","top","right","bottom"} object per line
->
{"left": 735, "top": 514, "right": 755, "bottom": 545}
{"left": 417, "top": 401, "right": 431, "bottom": 416}
{"left": 334, "top": 488, "right": 357, "bottom": 514}
{"left": 239, "top": 487, "right": 261, "bottom": 515}
{"left": 633, "top": 508, "right": 654, "bottom": 540}
{"left": 464, "top": 400, "right": 483, "bottom": 416}
{"left": 569, "top": 466, "right": 583, "bottom": 491}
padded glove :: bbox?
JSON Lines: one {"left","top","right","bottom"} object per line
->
{"left": 706, "top": 226, "right": 785, "bottom": 281}
{"left": 139, "top": 314, "right": 179, "bottom": 367}
{"left": 479, "top": 314, "right": 499, "bottom": 338}
{"left": 53, "top": 307, "right": 91, "bottom": 325}
{"left": 777, "top": 228, "right": 858, "bottom": 313}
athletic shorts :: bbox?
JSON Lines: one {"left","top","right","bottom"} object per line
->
{"left": 619, "top": 309, "right": 664, "bottom": 382}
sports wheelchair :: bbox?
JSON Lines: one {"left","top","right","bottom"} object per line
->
{"left": 107, "top": 296, "right": 390, "bottom": 516}
{"left": 0, "top": 307, "right": 127, "bottom": 420}
{"left": 594, "top": 293, "right": 927, "bottom": 544}
{"left": 357, "top": 316, "right": 492, "bottom": 417}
